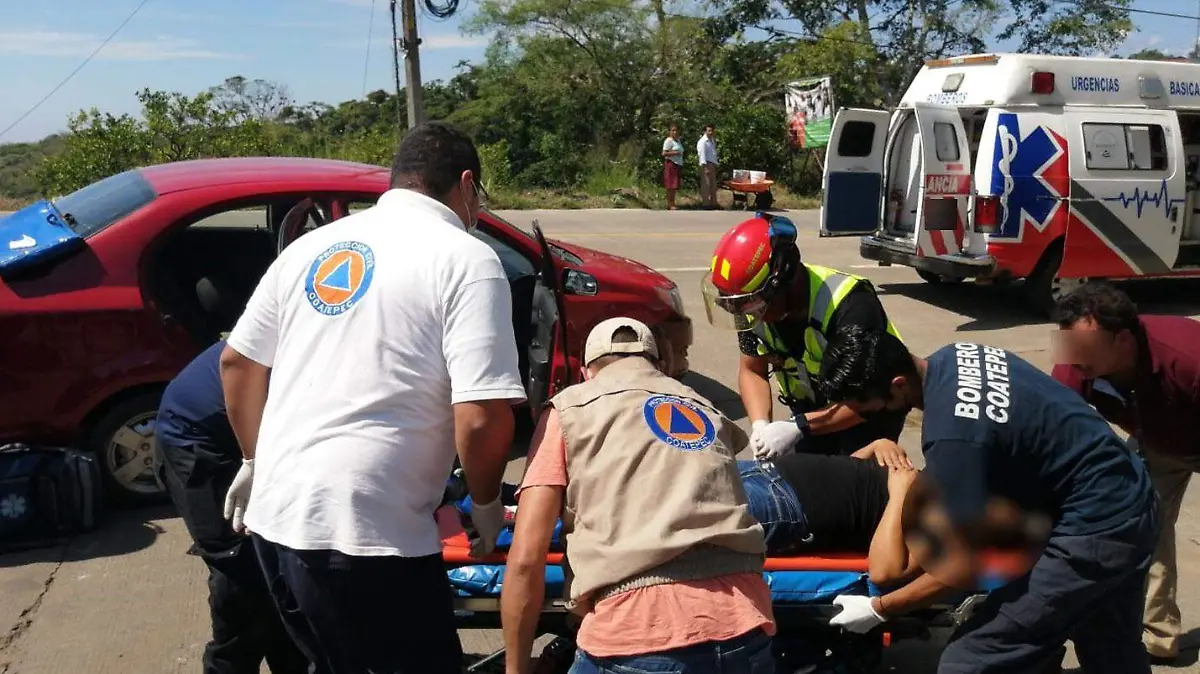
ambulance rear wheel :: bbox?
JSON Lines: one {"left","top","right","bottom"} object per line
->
{"left": 1023, "top": 242, "right": 1066, "bottom": 318}
{"left": 917, "top": 270, "right": 964, "bottom": 284}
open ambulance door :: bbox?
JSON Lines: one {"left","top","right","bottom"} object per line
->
{"left": 820, "top": 108, "right": 891, "bottom": 237}
{"left": 913, "top": 103, "right": 973, "bottom": 240}
{"left": 527, "top": 220, "right": 575, "bottom": 414}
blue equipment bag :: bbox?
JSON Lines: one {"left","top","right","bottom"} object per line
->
{"left": 0, "top": 444, "right": 103, "bottom": 550}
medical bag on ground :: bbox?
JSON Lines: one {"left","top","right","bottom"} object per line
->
{"left": 0, "top": 444, "right": 103, "bottom": 551}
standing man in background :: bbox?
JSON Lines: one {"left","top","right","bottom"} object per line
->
{"left": 697, "top": 124, "right": 719, "bottom": 209}
{"left": 156, "top": 340, "right": 308, "bottom": 674}
{"left": 219, "top": 121, "right": 527, "bottom": 674}
{"left": 1052, "top": 282, "right": 1200, "bottom": 664}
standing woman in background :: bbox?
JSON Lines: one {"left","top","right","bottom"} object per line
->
{"left": 662, "top": 124, "right": 683, "bottom": 210}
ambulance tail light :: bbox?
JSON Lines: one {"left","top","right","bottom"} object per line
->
{"left": 975, "top": 196, "right": 999, "bottom": 233}
{"left": 1031, "top": 71, "right": 1056, "bottom": 94}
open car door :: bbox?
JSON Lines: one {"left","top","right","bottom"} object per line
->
{"left": 820, "top": 108, "right": 891, "bottom": 237}
{"left": 914, "top": 103, "right": 973, "bottom": 239}
{"left": 527, "top": 220, "right": 574, "bottom": 414}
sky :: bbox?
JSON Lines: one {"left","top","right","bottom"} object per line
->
{"left": 0, "top": 0, "right": 1196, "bottom": 144}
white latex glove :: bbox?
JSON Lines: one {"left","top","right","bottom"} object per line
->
{"left": 466, "top": 497, "right": 506, "bottom": 559}
{"left": 829, "top": 594, "right": 886, "bottom": 634}
{"left": 752, "top": 419, "right": 803, "bottom": 460}
{"left": 748, "top": 420, "right": 770, "bottom": 453}
{"left": 223, "top": 458, "right": 255, "bottom": 533}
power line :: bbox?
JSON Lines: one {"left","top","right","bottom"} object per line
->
{"left": 362, "top": 0, "right": 378, "bottom": 96}
{"left": 0, "top": 0, "right": 153, "bottom": 142}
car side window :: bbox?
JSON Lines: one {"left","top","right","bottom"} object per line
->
{"left": 472, "top": 228, "right": 537, "bottom": 280}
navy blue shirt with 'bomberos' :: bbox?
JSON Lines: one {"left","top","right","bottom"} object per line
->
{"left": 919, "top": 342, "right": 1152, "bottom": 537}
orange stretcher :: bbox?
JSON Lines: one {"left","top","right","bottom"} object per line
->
{"left": 722, "top": 179, "right": 776, "bottom": 211}
{"left": 438, "top": 505, "right": 1019, "bottom": 673}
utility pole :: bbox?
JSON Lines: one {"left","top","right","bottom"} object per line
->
{"left": 395, "top": 0, "right": 426, "bottom": 129}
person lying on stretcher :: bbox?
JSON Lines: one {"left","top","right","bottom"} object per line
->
{"left": 739, "top": 439, "right": 922, "bottom": 587}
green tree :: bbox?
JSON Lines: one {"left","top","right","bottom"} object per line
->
{"left": 708, "top": 0, "right": 1134, "bottom": 105}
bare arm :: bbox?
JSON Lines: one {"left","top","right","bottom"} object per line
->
{"left": 869, "top": 468, "right": 922, "bottom": 587}
{"left": 875, "top": 572, "right": 958, "bottom": 618}
{"left": 738, "top": 353, "right": 775, "bottom": 423}
{"left": 219, "top": 345, "right": 271, "bottom": 461}
{"left": 455, "top": 400, "right": 515, "bottom": 506}
{"left": 805, "top": 403, "right": 866, "bottom": 435}
{"left": 502, "top": 485, "right": 563, "bottom": 674}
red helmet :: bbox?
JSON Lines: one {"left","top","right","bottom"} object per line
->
{"left": 702, "top": 213, "right": 799, "bottom": 329}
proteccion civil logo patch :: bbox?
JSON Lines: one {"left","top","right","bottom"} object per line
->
{"left": 642, "top": 395, "right": 717, "bottom": 452}
{"left": 304, "top": 241, "right": 376, "bottom": 316}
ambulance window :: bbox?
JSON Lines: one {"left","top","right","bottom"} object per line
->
{"left": 1083, "top": 123, "right": 1168, "bottom": 171}
{"left": 933, "top": 122, "right": 960, "bottom": 161}
{"left": 837, "top": 121, "right": 875, "bottom": 157}
{"left": 1127, "top": 125, "right": 1168, "bottom": 170}
{"left": 1083, "top": 123, "right": 1132, "bottom": 170}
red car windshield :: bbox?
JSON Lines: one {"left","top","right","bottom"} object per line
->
{"left": 50, "top": 170, "right": 158, "bottom": 239}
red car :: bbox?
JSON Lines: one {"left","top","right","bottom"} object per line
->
{"left": 0, "top": 157, "right": 693, "bottom": 503}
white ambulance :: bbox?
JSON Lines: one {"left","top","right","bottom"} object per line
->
{"left": 821, "top": 52, "right": 1200, "bottom": 315}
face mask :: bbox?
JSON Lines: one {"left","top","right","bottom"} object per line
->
{"left": 461, "top": 182, "right": 479, "bottom": 231}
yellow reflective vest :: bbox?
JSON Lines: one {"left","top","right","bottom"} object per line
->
{"left": 744, "top": 264, "right": 903, "bottom": 408}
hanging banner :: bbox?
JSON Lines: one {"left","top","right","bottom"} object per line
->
{"left": 785, "top": 76, "right": 835, "bottom": 150}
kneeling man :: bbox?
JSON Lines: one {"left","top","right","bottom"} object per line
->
{"left": 818, "top": 328, "right": 1159, "bottom": 674}
{"left": 502, "top": 317, "right": 776, "bottom": 674}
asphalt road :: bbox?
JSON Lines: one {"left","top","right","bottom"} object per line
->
{"left": 1, "top": 208, "right": 1199, "bottom": 673}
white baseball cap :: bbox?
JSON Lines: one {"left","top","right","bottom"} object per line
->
{"left": 584, "top": 317, "right": 659, "bottom": 366}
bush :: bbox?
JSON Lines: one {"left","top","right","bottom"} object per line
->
{"left": 478, "top": 139, "right": 513, "bottom": 189}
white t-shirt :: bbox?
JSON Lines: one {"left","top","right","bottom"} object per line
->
{"left": 227, "top": 188, "right": 527, "bottom": 557}
{"left": 697, "top": 134, "right": 718, "bottom": 165}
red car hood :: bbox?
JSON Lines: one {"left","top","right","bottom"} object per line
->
{"left": 549, "top": 239, "right": 675, "bottom": 289}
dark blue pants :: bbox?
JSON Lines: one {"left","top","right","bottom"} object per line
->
{"left": 569, "top": 628, "right": 775, "bottom": 674}
{"left": 158, "top": 439, "right": 309, "bottom": 674}
{"left": 737, "top": 460, "right": 811, "bottom": 555}
{"left": 252, "top": 534, "right": 463, "bottom": 674}
{"left": 937, "top": 502, "right": 1160, "bottom": 674}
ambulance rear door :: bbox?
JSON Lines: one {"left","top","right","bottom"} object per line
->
{"left": 820, "top": 108, "right": 890, "bottom": 236}
{"left": 1061, "top": 107, "right": 1184, "bottom": 278}
{"left": 913, "top": 103, "right": 973, "bottom": 253}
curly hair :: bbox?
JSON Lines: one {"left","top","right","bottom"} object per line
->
{"left": 1053, "top": 281, "right": 1140, "bottom": 334}
{"left": 818, "top": 326, "right": 916, "bottom": 403}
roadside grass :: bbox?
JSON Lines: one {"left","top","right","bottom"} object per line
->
{"left": 0, "top": 196, "right": 27, "bottom": 211}
{"left": 485, "top": 183, "right": 819, "bottom": 211}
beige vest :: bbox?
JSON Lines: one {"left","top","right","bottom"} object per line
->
{"left": 550, "top": 357, "right": 766, "bottom": 613}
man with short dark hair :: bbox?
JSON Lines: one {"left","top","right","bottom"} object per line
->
{"left": 697, "top": 124, "right": 719, "bottom": 208}
{"left": 502, "top": 317, "right": 775, "bottom": 673}
{"left": 1051, "top": 281, "right": 1200, "bottom": 662}
{"left": 219, "top": 120, "right": 525, "bottom": 673}
{"left": 816, "top": 327, "right": 1158, "bottom": 674}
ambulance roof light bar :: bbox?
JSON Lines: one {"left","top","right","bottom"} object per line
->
{"left": 1031, "top": 71, "right": 1056, "bottom": 94}
{"left": 925, "top": 54, "right": 1001, "bottom": 68}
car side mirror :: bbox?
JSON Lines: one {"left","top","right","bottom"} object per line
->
{"left": 563, "top": 269, "right": 598, "bottom": 296}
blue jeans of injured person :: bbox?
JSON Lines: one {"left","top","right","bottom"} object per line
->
{"left": 937, "top": 500, "right": 1160, "bottom": 674}
{"left": 569, "top": 628, "right": 775, "bottom": 674}
{"left": 737, "top": 460, "right": 812, "bottom": 555}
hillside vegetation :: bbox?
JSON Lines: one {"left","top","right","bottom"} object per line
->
{"left": 0, "top": 0, "right": 1141, "bottom": 210}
